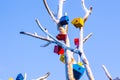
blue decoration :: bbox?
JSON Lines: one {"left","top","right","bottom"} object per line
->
{"left": 59, "top": 16, "right": 69, "bottom": 26}
{"left": 73, "top": 64, "right": 85, "bottom": 80}
{"left": 16, "top": 73, "right": 24, "bottom": 80}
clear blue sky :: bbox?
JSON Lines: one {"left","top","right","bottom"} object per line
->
{"left": 0, "top": 0, "right": 120, "bottom": 80}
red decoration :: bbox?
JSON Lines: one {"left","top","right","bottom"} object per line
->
{"left": 54, "top": 45, "right": 64, "bottom": 55}
{"left": 56, "top": 34, "right": 67, "bottom": 41}
{"left": 74, "top": 38, "right": 79, "bottom": 48}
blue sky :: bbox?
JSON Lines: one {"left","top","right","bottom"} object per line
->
{"left": 0, "top": 0, "right": 120, "bottom": 80}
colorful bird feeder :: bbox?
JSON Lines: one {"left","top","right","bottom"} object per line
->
{"left": 74, "top": 38, "right": 79, "bottom": 48}
{"left": 78, "top": 62, "right": 83, "bottom": 67}
{"left": 54, "top": 45, "right": 64, "bottom": 55}
{"left": 73, "top": 64, "right": 85, "bottom": 80}
{"left": 16, "top": 73, "right": 24, "bottom": 80}
{"left": 9, "top": 78, "right": 14, "bottom": 80}
{"left": 71, "top": 18, "right": 84, "bottom": 28}
{"left": 56, "top": 34, "right": 67, "bottom": 41}
{"left": 60, "top": 54, "right": 65, "bottom": 63}
{"left": 59, "top": 16, "right": 69, "bottom": 26}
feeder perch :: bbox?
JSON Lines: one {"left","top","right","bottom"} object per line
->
{"left": 16, "top": 73, "right": 24, "bottom": 80}
{"left": 59, "top": 16, "right": 69, "bottom": 26}
{"left": 74, "top": 38, "right": 79, "bottom": 47}
{"left": 54, "top": 45, "right": 64, "bottom": 55}
{"left": 56, "top": 34, "right": 67, "bottom": 41}
{"left": 73, "top": 64, "right": 85, "bottom": 80}
{"left": 71, "top": 18, "right": 84, "bottom": 28}
{"left": 60, "top": 54, "right": 65, "bottom": 63}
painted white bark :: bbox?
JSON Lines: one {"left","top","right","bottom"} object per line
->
{"left": 32, "top": 72, "right": 50, "bottom": 80}
{"left": 24, "top": 73, "right": 27, "bottom": 80}
{"left": 102, "top": 65, "right": 112, "bottom": 80}
{"left": 79, "top": 27, "right": 94, "bottom": 80}
{"left": 43, "top": 0, "right": 75, "bottom": 80}
{"left": 78, "top": 0, "right": 94, "bottom": 80}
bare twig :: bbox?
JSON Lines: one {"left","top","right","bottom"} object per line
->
{"left": 83, "top": 32, "right": 93, "bottom": 43}
{"left": 32, "top": 72, "right": 50, "bottom": 80}
{"left": 43, "top": 0, "right": 58, "bottom": 23}
{"left": 81, "top": 0, "right": 93, "bottom": 22}
{"left": 102, "top": 65, "right": 112, "bottom": 80}
{"left": 20, "top": 31, "right": 52, "bottom": 42}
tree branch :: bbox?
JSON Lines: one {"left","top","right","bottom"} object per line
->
{"left": 83, "top": 32, "right": 93, "bottom": 43}
{"left": 43, "top": 0, "right": 59, "bottom": 23}
{"left": 32, "top": 72, "right": 50, "bottom": 80}
{"left": 57, "top": 0, "right": 66, "bottom": 19}
{"left": 81, "top": 0, "right": 93, "bottom": 22}
{"left": 20, "top": 31, "right": 53, "bottom": 42}
{"left": 102, "top": 65, "right": 112, "bottom": 80}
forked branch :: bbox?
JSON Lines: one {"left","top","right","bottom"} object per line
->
{"left": 81, "top": 0, "right": 93, "bottom": 22}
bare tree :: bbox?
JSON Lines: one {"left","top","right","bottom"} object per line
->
{"left": 20, "top": 0, "right": 114, "bottom": 80}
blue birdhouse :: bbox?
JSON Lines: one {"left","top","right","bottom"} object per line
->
{"left": 16, "top": 73, "right": 24, "bottom": 80}
{"left": 73, "top": 64, "right": 85, "bottom": 80}
{"left": 59, "top": 16, "right": 69, "bottom": 26}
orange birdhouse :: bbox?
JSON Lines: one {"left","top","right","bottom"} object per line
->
{"left": 71, "top": 18, "right": 84, "bottom": 28}
{"left": 54, "top": 45, "right": 64, "bottom": 55}
{"left": 56, "top": 34, "right": 67, "bottom": 41}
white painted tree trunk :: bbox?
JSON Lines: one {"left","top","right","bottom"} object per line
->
{"left": 79, "top": 27, "right": 94, "bottom": 80}
{"left": 43, "top": 0, "right": 75, "bottom": 80}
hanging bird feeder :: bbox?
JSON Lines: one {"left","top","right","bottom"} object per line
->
{"left": 71, "top": 18, "right": 84, "bottom": 28}
{"left": 54, "top": 45, "right": 64, "bottom": 55}
{"left": 60, "top": 54, "right": 65, "bottom": 63}
{"left": 74, "top": 38, "right": 79, "bottom": 48}
{"left": 56, "top": 34, "right": 67, "bottom": 41}
{"left": 73, "top": 64, "right": 85, "bottom": 80}
{"left": 16, "top": 73, "right": 24, "bottom": 80}
{"left": 8, "top": 78, "right": 14, "bottom": 80}
{"left": 59, "top": 16, "right": 69, "bottom": 26}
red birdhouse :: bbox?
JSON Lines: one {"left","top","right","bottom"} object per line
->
{"left": 54, "top": 45, "right": 64, "bottom": 55}
{"left": 74, "top": 38, "right": 79, "bottom": 48}
{"left": 56, "top": 34, "right": 67, "bottom": 41}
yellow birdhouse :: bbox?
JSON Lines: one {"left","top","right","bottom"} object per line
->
{"left": 71, "top": 18, "right": 84, "bottom": 28}
{"left": 78, "top": 62, "right": 84, "bottom": 67}
{"left": 9, "top": 78, "right": 14, "bottom": 80}
{"left": 60, "top": 54, "right": 65, "bottom": 63}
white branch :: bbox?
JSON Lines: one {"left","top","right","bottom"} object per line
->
{"left": 20, "top": 19, "right": 81, "bottom": 55}
{"left": 102, "top": 65, "right": 112, "bottom": 80}
{"left": 81, "top": 0, "right": 92, "bottom": 22}
{"left": 20, "top": 31, "right": 53, "bottom": 42}
{"left": 24, "top": 73, "right": 27, "bottom": 80}
{"left": 43, "top": 0, "right": 59, "bottom": 23}
{"left": 83, "top": 32, "right": 93, "bottom": 43}
{"left": 32, "top": 72, "right": 50, "bottom": 80}
{"left": 57, "top": 0, "right": 66, "bottom": 19}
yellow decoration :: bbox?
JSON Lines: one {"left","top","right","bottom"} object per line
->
{"left": 60, "top": 54, "right": 65, "bottom": 63}
{"left": 8, "top": 78, "right": 14, "bottom": 80}
{"left": 71, "top": 18, "right": 84, "bottom": 28}
{"left": 78, "top": 62, "right": 84, "bottom": 66}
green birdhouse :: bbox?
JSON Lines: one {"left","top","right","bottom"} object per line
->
{"left": 71, "top": 18, "right": 84, "bottom": 28}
